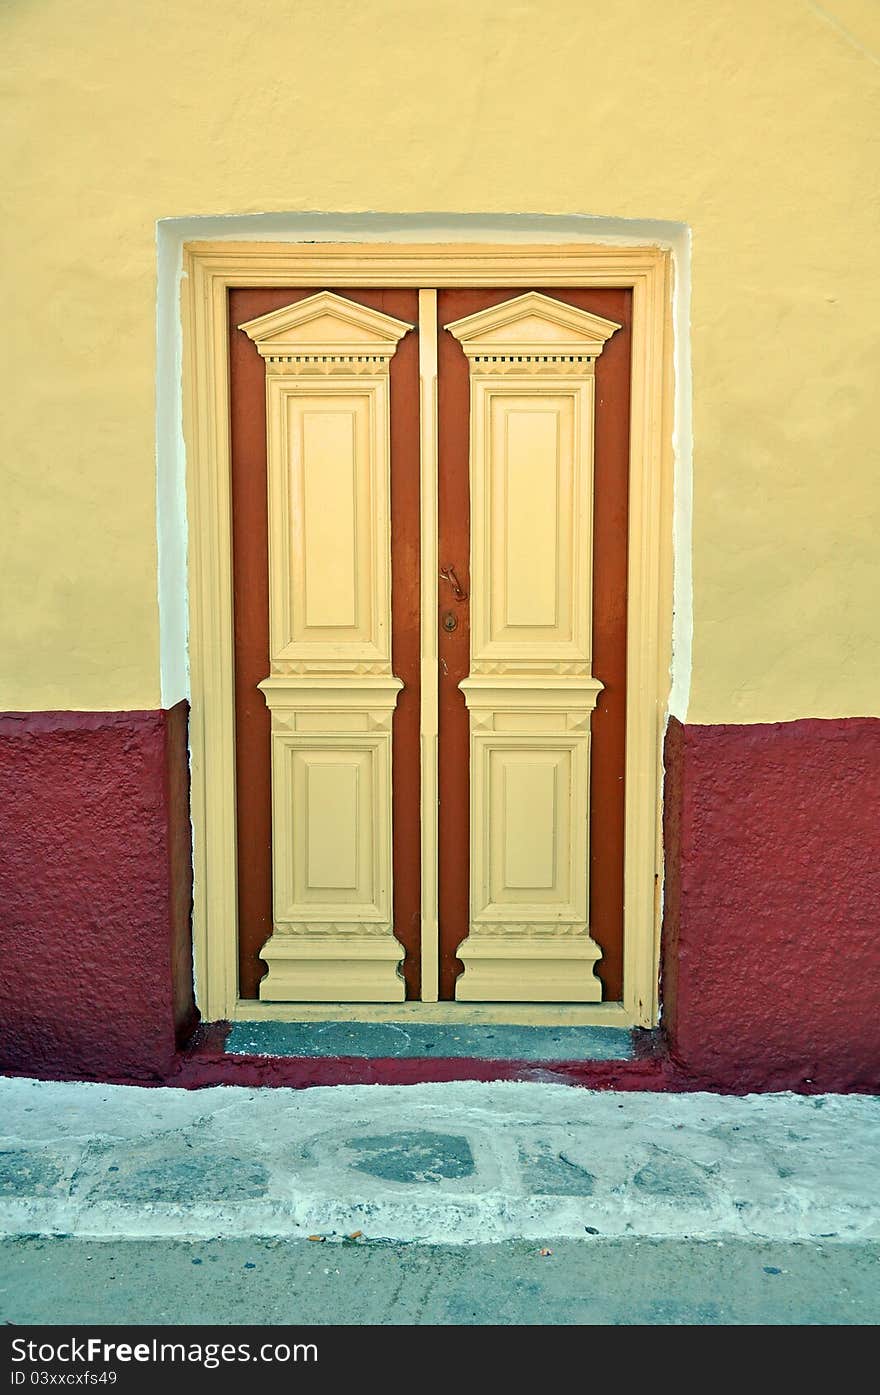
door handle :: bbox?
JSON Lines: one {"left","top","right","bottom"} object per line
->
{"left": 439, "top": 564, "right": 468, "bottom": 603}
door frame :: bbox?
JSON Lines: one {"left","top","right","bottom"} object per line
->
{"left": 182, "top": 241, "right": 674, "bottom": 1026}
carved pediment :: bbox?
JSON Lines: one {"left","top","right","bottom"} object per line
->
{"left": 445, "top": 291, "right": 620, "bottom": 362}
{"left": 239, "top": 291, "right": 413, "bottom": 363}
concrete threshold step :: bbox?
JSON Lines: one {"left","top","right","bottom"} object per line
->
{"left": 224, "top": 1021, "right": 634, "bottom": 1061}
{"left": 1, "top": 1078, "right": 877, "bottom": 1247}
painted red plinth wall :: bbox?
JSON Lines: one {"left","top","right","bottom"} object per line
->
{"left": 1, "top": 705, "right": 879, "bottom": 1091}
{"left": 662, "top": 716, "right": 880, "bottom": 1092}
{"left": 0, "top": 706, "right": 197, "bottom": 1080}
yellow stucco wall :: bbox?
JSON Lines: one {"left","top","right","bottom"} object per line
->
{"left": 3, "top": 0, "right": 879, "bottom": 721}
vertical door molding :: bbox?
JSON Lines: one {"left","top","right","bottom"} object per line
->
{"left": 418, "top": 291, "right": 440, "bottom": 1002}
{"left": 446, "top": 293, "right": 620, "bottom": 1002}
{"left": 238, "top": 292, "right": 412, "bottom": 1001}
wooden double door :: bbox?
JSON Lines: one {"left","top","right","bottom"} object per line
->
{"left": 229, "top": 285, "right": 631, "bottom": 1005}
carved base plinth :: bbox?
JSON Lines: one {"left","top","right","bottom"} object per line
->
{"left": 259, "top": 934, "right": 405, "bottom": 1003}
{"left": 456, "top": 936, "right": 603, "bottom": 1003}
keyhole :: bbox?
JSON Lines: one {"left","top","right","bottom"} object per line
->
{"left": 442, "top": 611, "right": 458, "bottom": 632}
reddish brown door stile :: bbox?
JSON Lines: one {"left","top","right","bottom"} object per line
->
{"left": 436, "top": 302, "right": 472, "bottom": 1000}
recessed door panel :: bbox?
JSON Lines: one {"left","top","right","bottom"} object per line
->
{"left": 298, "top": 406, "right": 361, "bottom": 632}
{"left": 500, "top": 404, "right": 563, "bottom": 631}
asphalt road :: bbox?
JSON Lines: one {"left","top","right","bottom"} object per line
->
{"left": 1, "top": 1236, "right": 877, "bottom": 1325}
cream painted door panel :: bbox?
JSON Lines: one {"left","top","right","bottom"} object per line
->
{"left": 447, "top": 293, "right": 620, "bottom": 1002}
{"left": 239, "top": 293, "right": 412, "bottom": 1001}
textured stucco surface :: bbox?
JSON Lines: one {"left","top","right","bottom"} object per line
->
{"left": 0, "top": 709, "right": 196, "bottom": 1080}
{"left": 662, "top": 716, "right": 880, "bottom": 1090}
{"left": 2, "top": 0, "right": 880, "bottom": 719}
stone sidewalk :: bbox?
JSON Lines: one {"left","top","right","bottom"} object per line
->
{"left": 0, "top": 1077, "right": 877, "bottom": 1245}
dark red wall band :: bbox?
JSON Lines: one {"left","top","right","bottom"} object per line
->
{"left": 1, "top": 708, "right": 878, "bottom": 1091}
{"left": 662, "top": 715, "right": 880, "bottom": 1092}
{"left": 0, "top": 704, "right": 197, "bottom": 1080}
